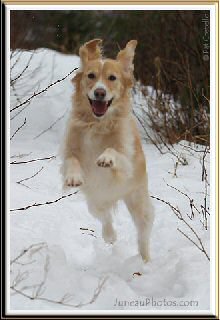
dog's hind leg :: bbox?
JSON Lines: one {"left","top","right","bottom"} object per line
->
{"left": 87, "top": 201, "right": 117, "bottom": 244}
{"left": 124, "top": 187, "right": 154, "bottom": 262}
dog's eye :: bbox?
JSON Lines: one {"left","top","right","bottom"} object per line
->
{"left": 108, "top": 75, "right": 116, "bottom": 81}
{"left": 88, "top": 73, "right": 95, "bottom": 79}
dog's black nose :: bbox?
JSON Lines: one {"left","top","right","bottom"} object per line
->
{"left": 94, "top": 88, "right": 106, "bottom": 100}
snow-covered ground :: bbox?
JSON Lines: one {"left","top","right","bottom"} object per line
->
{"left": 9, "top": 49, "right": 210, "bottom": 313}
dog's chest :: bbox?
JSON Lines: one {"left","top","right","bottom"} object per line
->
{"left": 81, "top": 129, "right": 108, "bottom": 174}
{"left": 80, "top": 129, "right": 115, "bottom": 191}
{"left": 82, "top": 130, "right": 104, "bottom": 158}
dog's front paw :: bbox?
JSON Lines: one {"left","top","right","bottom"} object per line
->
{"left": 96, "top": 149, "right": 116, "bottom": 168}
{"left": 64, "top": 172, "right": 83, "bottom": 187}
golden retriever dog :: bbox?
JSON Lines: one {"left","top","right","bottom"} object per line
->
{"left": 61, "top": 39, "right": 154, "bottom": 262}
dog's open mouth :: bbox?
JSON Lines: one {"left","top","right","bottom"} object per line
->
{"left": 88, "top": 97, "right": 113, "bottom": 117}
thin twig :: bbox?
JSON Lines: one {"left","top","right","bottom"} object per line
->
{"left": 10, "top": 276, "right": 107, "bottom": 308}
{"left": 177, "top": 228, "right": 204, "bottom": 253}
{"left": 10, "top": 242, "right": 47, "bottom": 266}
{"left": 10, "top": 51, "right": 22, "bottom": 72}
{"left": 10, "top": 68, "right": 78, "bottom": 112}
{"left": 179, "top": 143, "right": 210, "bottom": 154}
{"left": 10, "top": 64, "right": 29, "bottom": 85}
{"left": 11, "top": 242, "right": 106, "bottom": 307}
{"left": 10, "top": 192, "right": 78, "bottom": 213}
{"left": 80, "top": 227, "right": 95, "bottom": 233}
{"left": 158, "top": 134, "right": 188, "bottom": 165}
{"left": 34, "top": 254, "right": 50, "bottom": 298}
{"left": 133, "top": 110, "right": 163, "bottom": 154}
{"left": 10, "top": 50, "right": 36, "bottom": 85}
{"left": 13, "top": 260, "right": 36, "bottom": 267}
{"left": 10, "top": 152, "right": 33, "bottom": 159}
{"left": 166, "top": 182, "right": 201, "bottom": 216}
{"left": 202, "top": 145, "right": 209, "bottom": 182}
{"left": 10, "top": 81, "right": 23, "bottom": 107}
{"left": 81, "top": 233, "right": 97, "bottom": 238}
{"left": 10, "top": 102, "right": 31, "bottom": 121}
{"left": 16, "top": 166, "right": 44, "bottom": 185}
{"left": 10, "top": 118, "right": 27, "bottom": 141}
{"left": 34, "top": 110, "right": 67, "bottom": 140}
{"left": 151, "top": 195, "right": 210, "bottom": 261}
{"left": 10, "top": 155, "right": 56, "bottom": 165}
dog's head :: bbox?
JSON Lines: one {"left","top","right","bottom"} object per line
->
{"left": 72, "top": 39, "right": 137, "bottom": 118}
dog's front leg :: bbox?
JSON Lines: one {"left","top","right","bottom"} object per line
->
{"left": 62, "top": 119, "right": 84, "bottom": 188}
{"left": 96, "top": 148, "right": 132, "bottom": 177}
{"left": 63, "top": 157, "right": 84, "bottom": 187}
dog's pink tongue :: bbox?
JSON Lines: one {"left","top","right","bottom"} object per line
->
{"left": 92, "top": 101, "right": 108, "bottom": 115}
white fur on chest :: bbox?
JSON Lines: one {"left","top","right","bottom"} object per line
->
{"left": 81, "top": 129, "right": 112, "bottom": 200}
{"left": 80, "top": 124, "right": 134, "bottom": 202}
{"left": 82, "top": 129, "right": 104, "bottom": 161}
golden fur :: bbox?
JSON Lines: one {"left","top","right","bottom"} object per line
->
{"left": 61, "top": 39, "right": 154, "bottom": 262}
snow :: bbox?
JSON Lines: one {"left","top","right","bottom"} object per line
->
{"left": 10, "top": 49, "right": 211, "bottom": 313}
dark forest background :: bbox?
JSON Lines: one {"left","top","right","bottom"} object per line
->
{"left": 10, "top": 10, "right": 210, "bottom": 145}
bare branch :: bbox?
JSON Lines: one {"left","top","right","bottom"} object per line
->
{"left": 11, "top": 242, "right": 106, "bottom": 308}
{"left": 34, "top": 110, "right": 67, "bottom": 140}
{"left": 158, "top": 134, "right": 188, "bottom": 165}
{"left": 80, "top": 227, "right": 95, "bottom": 233}
{"left": 10, "top": 192, "right": 78, "bottom": 213}
{"left": 10, "top": 276, "right": 107, "bottom": 308}
{"left": 16, "top": 166, "right": 44, "bottom": 186}
{"left": 10, "top": 51, "right": 22, "bottom": 72}
{"left": 10, "top": 118, "right": 27, "bottom": 141}
{"left": 179, "top": 143, "right": 210, "bottom": 154}
{"left": 166, "top": 182, "right": 201, "bottom": 217}
{"left": 10, "top": 65, "right": 29, "bottom": 85}
{"left": 11, "top": 271, "right": 29, "bottom": 288}
{"left": 133, "top": 109, "right": 164, "bottom": 154}
{"left": 10, "top": 242, "right": 47, "bottom": 266}
{"left": 10, "top": 102, "right": 31, "bottom": 121}
{"left": 81, "top": 233, "right": 97, "bottom": 238}
{"left": 10, "top": 155, "right": 56, "bottom": 165}
{"left": 10, "top": 68, "right": 78, "bottom": 112}
{"left": 201, "top": 145, "right": 209, "bottom": 182}
{"left": 10, "top": 51, "right": 36, "bottom": 85}
{"left": 10, "top": 81, "right": 23, "bottom": 107}
{"left": 10, "top": 152, "right": 32, "bottom": 159}
{"left": 177, "top": 228, "right": 203, "bottom": 252}
{"left": 168, "top": 159, "right": 179, "bottom": 178}
{"left": 151, "top": 195, "right": 210, "bottom": 261}
{"left": 13, "top": 260, "right": 36, "bottom": 267}
{"left": 34, "top": 254, "right": 50, "bottom": 298}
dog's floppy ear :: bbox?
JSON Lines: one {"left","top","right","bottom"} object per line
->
{"left": 79, "top": 39, "right": 102, "bottom": 66}
{"left": 117, "top": 40, "right": 137, "bottom": 73}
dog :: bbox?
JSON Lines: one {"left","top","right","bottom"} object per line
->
{"left": 61, "top": 39, "right": 154, "bottom": 262}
